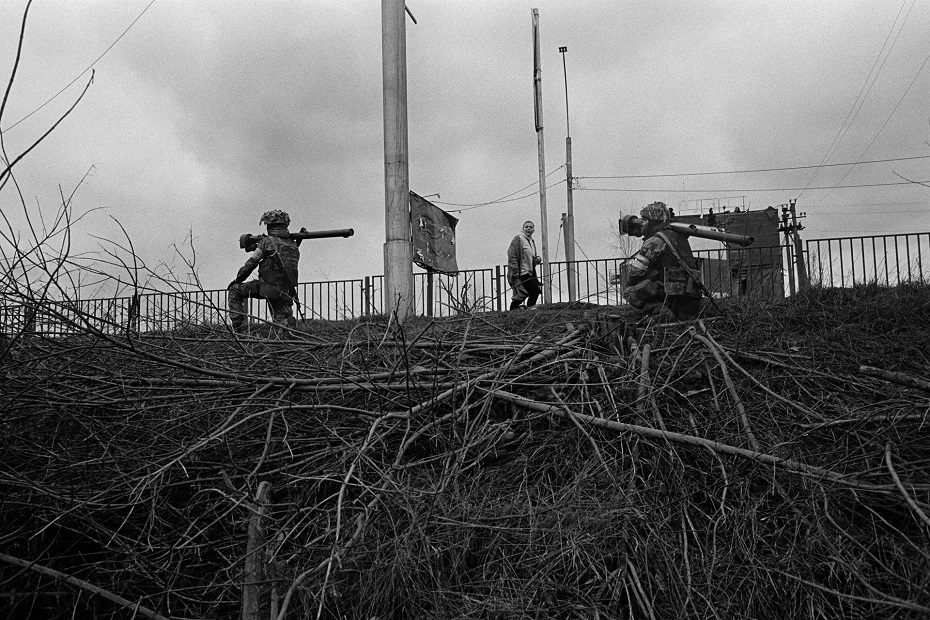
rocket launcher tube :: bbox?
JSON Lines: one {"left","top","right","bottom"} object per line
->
{"left": 239, "top": 228, "right": 355, "bottom": 252}
{"left": 619, "top": 215, "right": 753, "bottom": 247}
{"left": 289, "top": 228, "right": 355, "bottom": 240}
{"left": 668, "top": 222, "right": 754, "bottom": 247}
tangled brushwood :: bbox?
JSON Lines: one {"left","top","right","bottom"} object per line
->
{"left": 2, "top": 286, "right": 930, "bottom": 619}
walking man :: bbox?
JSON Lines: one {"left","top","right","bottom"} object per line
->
{"left": 507, "top": 221, "right": 543, "bottom": 310}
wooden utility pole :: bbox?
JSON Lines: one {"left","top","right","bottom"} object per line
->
{"left": 789, "top": 199, "right": 809, "bottom": 291}
{"left": 382, "top": 0, "right": 413, "bottom": 321}
{"left": 780, "top": 205, "right": 796, "bottom": 296}
{"left": 532, "top": 8, "right": 552, "bottom": 304}
{"left": 559, "top": 45, "right": 577, "bottom": 302}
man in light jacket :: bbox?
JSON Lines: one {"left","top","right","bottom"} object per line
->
{"left": 507, "top": 221, "right": 543, "bottom": 310}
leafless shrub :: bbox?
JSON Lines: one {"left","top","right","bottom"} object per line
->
{"left": 3, "top": 4, "right": 929, "bottom": 619}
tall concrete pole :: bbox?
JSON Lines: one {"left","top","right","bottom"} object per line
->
{"left": 559, "top": 46, "right": 576, "bottom": 302}
{"left": 382, "top": 0, "right": 413, "bottom": 320}
{"left": 532, "top": 9, "right": 552, "bottom": 304}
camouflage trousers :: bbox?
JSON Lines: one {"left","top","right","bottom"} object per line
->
{"left": 227, "top": 281, "right": 296, "bottom": 330}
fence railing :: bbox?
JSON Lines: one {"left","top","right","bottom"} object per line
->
{"left": 3, "top": 232, "right": 928, "bottom": 335}
{"left": 806, "top": 233, "right": 929, "bottom": 288}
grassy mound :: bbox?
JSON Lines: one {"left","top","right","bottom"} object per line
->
{"left": 2, "top": 286, "right": 929, "bottom": 619}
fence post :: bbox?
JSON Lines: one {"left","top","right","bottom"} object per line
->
{"left": 363, "top": 277, "right": 371, "bottom": 316}
{"left": 425, "top": 270, "right": 434, "bottom": 317}
{"left": 794, "top": 235, "right": 809, "bottom": 291}
{"left": 494, "top": 266, "right": 503, "bottom": 312}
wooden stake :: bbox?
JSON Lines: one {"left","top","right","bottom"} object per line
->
{"left": 241, "top": 481, "right": 271, "bottom": 620}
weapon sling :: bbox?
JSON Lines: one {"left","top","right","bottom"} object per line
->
{"left": 655, "top": 231, "right": 720, "bottom": 312}
{"left": 266, "top": 237, "right": 306, "bottom": 321}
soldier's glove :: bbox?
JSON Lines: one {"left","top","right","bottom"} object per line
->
{"left": 233, "top": 265, "right": 252, "bottom": 285}
{"left": 295, "top": 227, "right": 308, "bottom": 246}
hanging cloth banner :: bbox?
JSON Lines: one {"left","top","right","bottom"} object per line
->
{"left": 410, "top": 191, "right": 459, "bottom": 274}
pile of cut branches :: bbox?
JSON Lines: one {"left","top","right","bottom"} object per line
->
{"left": 2, "top": 286, "right": 929, "bottom": 619}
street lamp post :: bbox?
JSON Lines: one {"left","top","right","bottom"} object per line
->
{"left": 559, "top": 46, "right": 577, "bottom": 302}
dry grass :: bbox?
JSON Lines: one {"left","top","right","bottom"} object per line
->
{"left": 2, "top": 287, "right": 930, "bottom": 619}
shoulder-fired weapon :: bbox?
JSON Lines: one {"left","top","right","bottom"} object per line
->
{"left": 619, "top": 215, "right": 753, "bottom": 246}
{"left": 239, "top": 228, "right": 355, "bottom": 253}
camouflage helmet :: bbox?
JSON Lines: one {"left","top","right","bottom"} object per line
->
{"left": 640, "top": 202, "right": 670, "bottom": 222}
{"left": 260, "top": 209, "right": 290, "bottom": 227}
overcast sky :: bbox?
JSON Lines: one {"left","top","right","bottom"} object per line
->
{"left": 2, "top": 0, "right": 929, "bottom": 294}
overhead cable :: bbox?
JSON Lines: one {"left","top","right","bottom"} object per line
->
{"left": 814, "top": 38, "right": 930, "bottom": 204}
{"left": 578, "top": 179, "right": 930, "bottom": 193}
{"left": 443, "top": 178, "right": 566, "bottom": 213}
{"left": 812, "top": 208, "right": 929, "bottom": 215}
{"left": 799, "top": 0, "right": 916, "bottom": 198}
{"left": 1, "top": 0, "right": 159, "bottom": 133}
{"left": 436, "top": 165, "right": 564, "bottom": 210}
{"left": 575, "top": 154, "right": 930, "bottom": 180}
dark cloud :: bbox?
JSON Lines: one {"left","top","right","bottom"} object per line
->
{"left": 2, "top": 0, "right": 929, "bottom": 293}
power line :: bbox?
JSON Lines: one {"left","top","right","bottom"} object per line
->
{"left": 1, "top": 0, "right": 158, "bottom": 133}
{"left": 574, "top": 154, "right": 930, "bottom": 180}
{"left": 573, "top": 239, "right": 592, "bottom": 261}
{"left": 817, "top": 200, "right": 930, "bottom": 208}
{"left": 813, "top": 29, "right": 930, "bottom": 204}
{"left": 578, "top": 179, "right": 930, "bottom": 193}
{"left": 799, "top": 0, "right": 915, "bottom": 198}
{"left": 810, "top": 227, "right": 929, "bottom": 234}
{"left": 444, "top": 179, "right": 566, "bottom": 213}
{"left": 813, "top": 209, "right": 929, "bottom": 215}
{"left": 436, "top": 165, "right": 564, "bottom": 210}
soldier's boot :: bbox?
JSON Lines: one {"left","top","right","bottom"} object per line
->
{"left": 268, "top": 299, "right": 297, "bottom": 331}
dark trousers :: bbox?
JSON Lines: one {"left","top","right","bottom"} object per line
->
{"left": 228, "top": 281, "right": 296, "bottom": 330}
{"left": 510, "top": 273, "right": 541, "bottom": 309}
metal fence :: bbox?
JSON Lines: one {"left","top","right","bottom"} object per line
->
{"left": 3, "top": 232, "right": 928, "bottom": 335}
{"left": 806, "top": 233, "right": 930, "bottom": 288}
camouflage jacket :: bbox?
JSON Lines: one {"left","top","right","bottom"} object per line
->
{"left": 237, "top": 229, "right": 300, "bottom": 291}
{"left": 627, "top": 226, "right": 700, "bottom": 297}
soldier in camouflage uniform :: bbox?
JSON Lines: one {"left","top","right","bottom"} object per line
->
{"left": 624, "top": 202, "right": 702, "bottom": 320}
{"left": 228, "top": 210, "right": 302, "bottom": 331}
